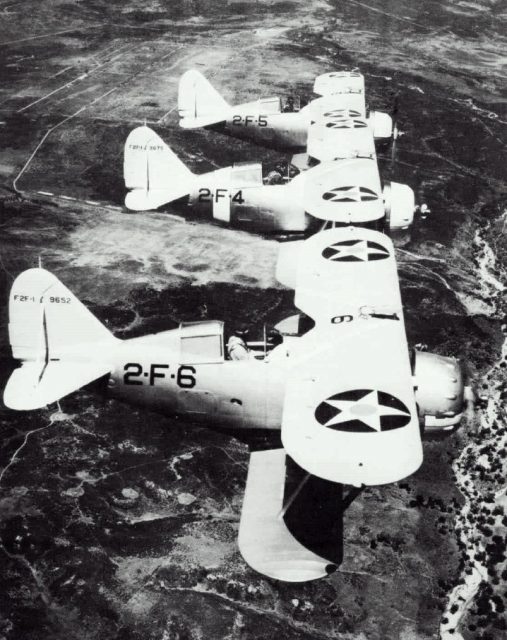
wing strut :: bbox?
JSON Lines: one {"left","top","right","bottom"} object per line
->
{"left": 37, "top": 307, "right": 49, "bottom": 383}
{"left": 278, "top": 472, "right": 310, "bottom": 519}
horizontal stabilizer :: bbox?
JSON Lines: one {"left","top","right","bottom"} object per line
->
{"left": 4, "top": 361, "right": 111, "bottom": 410}
{"left": 125, "top": 188, "right": 188, "bottom": 212}
{"left": 180, "top": 115, "right": 227, "bottom": 129}
{"left": 238, "top": 449, "right": 335, "bottom": 582}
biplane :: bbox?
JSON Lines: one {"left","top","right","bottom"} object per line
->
{"left": 178, "top": 69, "right": 394, "bottom": 154}
{"left": 124, "top": 125, "right": 416, "bottom": 233}
{"left": 4, "top": 227, "right": 464, "bottom": 581}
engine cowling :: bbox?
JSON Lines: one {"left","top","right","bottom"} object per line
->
{"left": 383, "top": 182, "right": 415, "bottom": 231}
{"left": 413, "top": 350, "right": 465, "bottom": 432}
{"left": 368, "top": 110, "right": 393, "bottom": 139}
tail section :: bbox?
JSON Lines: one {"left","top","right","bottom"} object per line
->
{"left": 124, "top": 125, "right": 194, "bottom": 211}
{"left": 4, "top": 269, "right": 116, "bottom": 410}
{"left": 178, "top": 70, "right": 230, "bottom": 129}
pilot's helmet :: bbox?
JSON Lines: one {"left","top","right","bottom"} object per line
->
{"left": 267, "top": 328, "right": 283, "bottom": 346}
{"left": 235, "top": 326, "right": 249, "bottom": 339}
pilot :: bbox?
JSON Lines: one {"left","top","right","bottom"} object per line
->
{"left": 282, "top": 96, "right": 295, "bottom": 113}
{"left": 264, "top": 166, "right": 284, "bottom": 185}
{"left": 288, "top": 163, "right": 300, "bottom": 179}
{"left": 227, "top": 332, "right": 252, "bottom": 361}
{"left": 267, "top": 328, "right": 283, "bottom": 348}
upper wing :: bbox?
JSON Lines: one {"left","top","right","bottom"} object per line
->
{"left": 277, "top": 227, "right": 422, "bottom": 486}
{"left": 305, "top": 95, "right": 374, "bottom": 162}
{"left": 302, "top": 157, "right": 384, "bottom": 224}
{"left": 313, "top": 71, "right": 365, "bottom": 99}
{"left": 277, "top": 226, "right": 401, "bottom": 320}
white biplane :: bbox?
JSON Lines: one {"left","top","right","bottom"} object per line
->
{"left": 178, "top": 69, "right": 394, "bottom": 155}
{"left": 4, "top": 227, "right": 464, "bottom": 581}
{"left": 124, "top": 125, "right": 416, "bottom": 233}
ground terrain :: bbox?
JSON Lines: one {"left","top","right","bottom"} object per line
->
{"left": 0, "top": 1, "right": 506, "bottom": 639}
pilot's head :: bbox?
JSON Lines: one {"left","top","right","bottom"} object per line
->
{"left": 235, "top": 326, "right": 249, "bottom": 339}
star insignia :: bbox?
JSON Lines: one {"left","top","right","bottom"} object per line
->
{"left": 323, "top": 109, "right": 362, "bottom": 119}
{"left": 322, "top": 239, "right": 390, "bottom": 262}
{"left": 314, "top": 389, "right": 412, "bottom": 432}
{"left": 325, "top": 118, "right": 367, "bottom": 129}
{"left": 322, "top": 185, "right": 378, "bottom": 203}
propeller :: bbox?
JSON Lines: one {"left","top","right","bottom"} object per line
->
{"left": 384, "top": 92, "right": 431, "bottom": 228}
{"left": 390, "top": 92, "right": 400, "bottom": 170}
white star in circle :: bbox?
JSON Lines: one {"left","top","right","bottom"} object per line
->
{"left": 329, "top": 239, "right": 368, "bottom": 260}
{"left": 322, "top": 390, "right": 410, "bottom": 432}
{"left": 327, "top": 240, "right": 387, "bottom": 262}
{"left": 339, "top": 186, "right": 363, "bottom": 202}
{"left": 330, "top": 118, "right": 354, "bottom": 128}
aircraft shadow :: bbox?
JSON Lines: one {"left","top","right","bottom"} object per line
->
{"left": 283, "top": 456, "right": 363, "bottom": 567}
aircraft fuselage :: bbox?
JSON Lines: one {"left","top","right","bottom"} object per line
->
{"left": 185, "top": 167, "right": 310, "bottom": 232}
{"left": 106, "top": 337, "right": 287, "bottom": 429}
{"left": 103, "top": 325, "right": 464, "bottom": 435}
{"left": 208, "top": 111, "right": 308, "bottom": 150}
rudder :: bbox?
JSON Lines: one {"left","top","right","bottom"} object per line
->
{"left": 124, "top": 125, "right": 194, "bottom": 210}
{"left": 178, "top": 70, "right": 230, "bottom": 128}
{"left": 4, "top": 268, "right": 115, "bottom": 410}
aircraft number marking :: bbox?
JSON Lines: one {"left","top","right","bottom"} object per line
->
{"left": 232, "top": 115, "right": 268, "bottom": 127}
{"left": 331, "top": 315, "right": 353, "bottom": 324}
{"left": 123, "top": 363, "right": 196, "bottom": 388}
{"left": 198, "top": 188, "right": 245, "bottom": 204}
{"left": 48, "top": 296, "right": 71, "bottom": 304}
{"left": 128, "top": 144, "right": 164, "bottom": 152}
{"left": 13, "top": 294, "right": 71, "bottom": 304}
{"left": 232, "top": 190, "right": 245, "bottom": 204}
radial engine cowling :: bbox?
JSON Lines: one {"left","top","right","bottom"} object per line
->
{"left": 368, "top": 111, "right": 393, "bottom": 139}
{"left": 413, "top": 351, "right": 465, "bottom": 432}
{"left": 383, "top": 182, "right": 415, "bottom": 231}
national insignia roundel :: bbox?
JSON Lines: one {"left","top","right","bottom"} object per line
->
{"left": 325, "top": 118, "right": 367, "bottom": 129}
{"left": 322, "top": 186, "right": 378, "bottom": 203}
{"left": 321, "top": 239, "right": 390, "bottom": 262}
{"left": 314, "top": 389, "right": 411, "bottom": 432}
{"left": 323, "top": 109, "right": 362, "bottom": 118}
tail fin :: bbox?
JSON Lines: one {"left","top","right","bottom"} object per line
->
{"left": 4, "top": 268, "right": 116, "bottom": 410}
{"left": 178, "top": 70, "right": 230, "bottom": 128}
{"left": 124, "top": 125, "right": 194, "bottom": 211}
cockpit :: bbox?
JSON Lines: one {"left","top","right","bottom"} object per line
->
{"left": 179, "top": 321, "right": 225, "bottom": 364}
{"left": 258, "top": 96, "right": 305, "bottom": 114}
{"left": 178, "top": 316, "right": 314, "bottom": 365}
{"left": 231, "top": 162, "right": 263, "bottom": 188}
{"left": 225, "top": 314, "right": 314, "bottom": 362}
{"left": 262, "top": 160, "right": 300, "bottom": 185}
